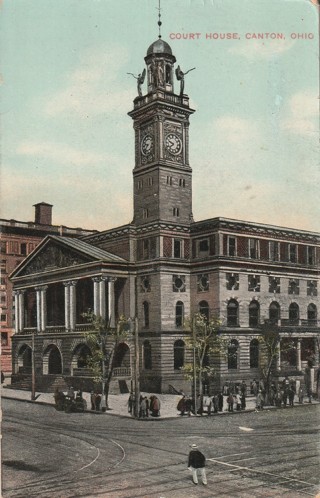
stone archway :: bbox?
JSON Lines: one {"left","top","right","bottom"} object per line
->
{"left": 113, "top": 343, "right": 130, "bottom": 369}
{"left": 43, "top": 344, "right": 62, "bottom": 374}
{"left": 17, "top": 344, "right": 32, "bottom": 373}
{"left": 71, "top": 344, "right": 92, "bottom": 374}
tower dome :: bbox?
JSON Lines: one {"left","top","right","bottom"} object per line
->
{"left": 147, "top": 38, "right": 173, "bottom": 56}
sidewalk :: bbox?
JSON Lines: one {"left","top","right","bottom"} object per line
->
{"left": 2, "top": 384, "right": 316, "bottom": 419}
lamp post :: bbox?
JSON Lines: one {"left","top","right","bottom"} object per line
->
{"left": 192, "top": 317, "right": 197, "bottom": 415}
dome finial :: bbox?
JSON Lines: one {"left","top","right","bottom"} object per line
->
{"left": 157, "top": 0, "right": 162, "bottom": 39}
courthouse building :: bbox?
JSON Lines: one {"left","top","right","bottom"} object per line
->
{"left": 10, "top": 36, "right": 320, "bottom": 394}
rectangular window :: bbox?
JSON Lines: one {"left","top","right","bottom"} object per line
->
{"left": 0, "top": 294, "right": 6, "bottom": 304}
{"left": 137, "top": 180, "right": 143, "bottom": 190}
{"left": 1, "top": 314, "right": 7, "bottom": 322}
{"left": 147, "top": 177, "right": 153, "bottom": 186}
{"left": 198, "top": 239, "right": 209, "bottom": 255}
{"left": 28, "top": 243, "right": 35, "bottom": 252}
{"left": 306, "top": 246, "right": 315, "bottom": 265}
{"left": 9, "top": 241, "right": 19, "bottom": 254}
{"left": 173, "top": 207, "right": 180, "bottom": 217}
{"left": 0, "top": 260, "right": 6, "bottom": 272}
{"left": 1, "top": 332, "right": 8, "bottom": 346}
{"left": 249, "top": 239, "right": 259, "bottom": 259}
{"left": 0, "top": 277, "right": 6, "bottom": 286}
{"left": 21, "top": 243, "right": 27, "bottom": 256}
{"left": 143, "top": 239, "right": 150, "bottom": 259}
{"left": 142, "top": 208, "right": 149, "bottom": 219}
{"left": 269, "top": 241, "right": 279, "bottom": 261}
{"left": 289, "top": 244, "right": 297, "bottom": 263}
{"left": 227, "top": 236, "right": 236, "bottom": 257}
{"left": 166, "top": 176, "right": 173, "bottom": 185}
{"left": 0, "top": 241, "right": 6, "bottom": 254}
{"left": 179, "top": 178, "right": 186, "bottom": 187}
{"left": 174, "top": 239, "right": 182, "bottom": 258}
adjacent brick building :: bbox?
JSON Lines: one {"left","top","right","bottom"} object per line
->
{"left": 0, "top": 203, "right": 96, "bottom": 375}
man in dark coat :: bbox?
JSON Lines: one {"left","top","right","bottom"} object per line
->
{"left": 188, "top": 444, "right": 207, "bottom": 485}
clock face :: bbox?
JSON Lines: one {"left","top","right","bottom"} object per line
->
{"left": 141, "top": 134, "right": 154, "bottom": 156}
{"left": 165, "top": 133, "right": 182, "bottom": 155}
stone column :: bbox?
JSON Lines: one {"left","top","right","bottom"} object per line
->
{"left": 14, "top": 291, "right": 20, "bottom": 333}
{"left": 108, "top": 277, "right": 116, "bottom": 328}
{"left": 40, "top": 286, "right": 48, "bottom": 332}
{"left": 92, "top": 277, "right": 100, "bottom": 316}
{"left": 35, "top": 287, "right": 42, "bottom": 332}
{"left": 314, "top": 338, "right": 320, "bottom": 367}
{"left": 276, "top": 340, "right": 281, "bottom": 371}
{"left": 99, "top": 278, "right": 107, "bottom": 321}
{"left": 63, "top": 281, "right": 71, "bottom": 330}
{"left": 297, "top": 339, "right": 302, "bottom": 371}
{"left": 18, "top": 290, "right": 25, "bottom": 332}
{"left": 69, "top": 281, "right": 77, "bottom": 331}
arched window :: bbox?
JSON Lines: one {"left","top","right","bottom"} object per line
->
{"left": 269, "top": 302, "right": 280, "bottom": 324}
{"left": 143, "top": 301, "right": 149, "bottom": 328}
{"left": 175, "top": 301, "right": 184, "bottom": 327}
{"left": 227, "top": 299, "right": 239, "bottom": 327}
{"left": 249, "top": 301, "right": 260, "bottom": 327}
{"left": 289, "top": 303, "right": 299, "bottom": 325}
{"left": 174, "top": 340, "right": 185, "bottom": 370}
{"left": 199, "top": 300, "right": 209, "bottom": 320}
{"left": 250, "top": 339, "right": 259, "bottom": 368}
{"left": 307, "top": 304, "right": 317, "bottom": 325}
{"left": 228, "top": 339, "right": 239, "bottom": 369}
{"left": 143, "top": 340, "right": 152, "bottom": 370}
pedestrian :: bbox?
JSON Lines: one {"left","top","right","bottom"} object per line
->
{"left": 240, "top": 380, "right": 247, "bottom": 397}
{"left": 95, "top": 393, "right": 101, "bottom": 411}
{"left": 212, "top": 394, "right": 219, "bottom": 414}
{"left": 139, "top": 394, "right": 143, "bottom": 418}
{"left": 1, "top": 370, "right": 5, "bottom": 384}
{"left": 67, "top": 386, "right": 75, "bottom": 400}
{"left": 256, "top": 390, "right": 264, "bottom": 410}
{"left": 298, "top": 387, "right": 304, "bottom": 404}
{"left": 197, "top": 394, "right": 204, "bottom": 415}
{"left": 218, "top": 391, "right": 224, "bottom": 412}
{"left": 275, "top": 389, "right": 282, "bottom": 408}
{"left": 90, "top": 391, "right": 96, "bottom": 410}
{"left": 203, "top": 396, "right": 212, "bottom": 415}
{"left": 282, "top": 389, "right": 288, "bottom": 408}
{"left": 252, "top": 379, "right": 258, "bottom": 396}
{"left": 185, "top": 396, "right": 193, "bottom": 416}
{"left": 227, "top": 393, "right": 234, "bottom": 412}
{"left": 241, "top": 392, "right": 246, "bottom": 410}
{"left": 235, "top": 392, "right": 241, "bottom": 411}
{"left": 177, "top": 395, "right": 186, "bottom": 416}
{"left": 150, "top": 395, "right": 161, "bottom": 417}
{"left": 288, "top": 385, "right": 295, "bottom": 407}
{"left": 128, "top": 393, "right": 133, "bottom": 413}
{"left": 140, "top": 396, "right": 147, "bottom": 418}
{"left": 188, "top": 444, "right": 207, "bottom": 486}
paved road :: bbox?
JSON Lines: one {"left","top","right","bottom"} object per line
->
{"left": 2, "top": 399, "right": 320, "bottom": 498}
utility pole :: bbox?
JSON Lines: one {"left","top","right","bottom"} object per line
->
{"left": 31, "top": 331, "right": 36, "bottom": 401}
{"left": 193, "top": 317, "right": 197, "bottom": 415}
{"left": 134, "top": 316, "right": 140, "bottom": 418}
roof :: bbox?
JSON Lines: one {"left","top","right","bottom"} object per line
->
{"left": 48, "top": 235, "right": 127, "bottom": 262}
{"left": 147, "top": 38, "right": 173, "bottom": 56}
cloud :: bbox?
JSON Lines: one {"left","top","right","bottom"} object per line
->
{"left": 16, "top": 140, "right": 107, "bottom": 167}
{"left": 211, "top": 116, "right": 259, "bottom": 145}
{"left": 229, "top": 38, "right": 295, "bottom": 60}
{"left": 44, "top": 46, "right": 133, "bottom": 117}
{"left": 280, "top": 91, "right": 318, "bottom": 136}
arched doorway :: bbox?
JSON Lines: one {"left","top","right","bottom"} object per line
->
{"left": 71, "top": 344, "right": 92, "bottom": 374}
{"left": 43, "top": 345, "right": 62, "bottom": 374}
{"left": 17, "top": 344, "right": 32, "bottom": 373}
{"left": 113, "top": 343, "right": 130, "bottom": 368}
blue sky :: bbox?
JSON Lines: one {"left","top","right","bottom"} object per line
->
{"left": 1, "top": 0, "right": 319, "bottom": 232}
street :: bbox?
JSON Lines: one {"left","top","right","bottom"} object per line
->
{"left": 2, "top": 399, "right": 320, "bottom": 498}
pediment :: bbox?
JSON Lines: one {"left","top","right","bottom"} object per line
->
{"left": 18, "top": 240, "right": 91, "bottom": 276}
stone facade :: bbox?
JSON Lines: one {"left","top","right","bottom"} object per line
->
{"left": 9, "top": 37, "right": 320, "bottom": 395}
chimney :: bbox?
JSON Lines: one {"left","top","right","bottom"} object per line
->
{"left": 34, "top": 202, "right": 53, "bottom": 225}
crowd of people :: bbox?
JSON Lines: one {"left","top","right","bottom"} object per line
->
{"left": 128, "top": 393, "right": 161, "bottom": 418}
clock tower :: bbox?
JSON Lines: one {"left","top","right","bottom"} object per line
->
{"left": 128, "top": 38, "right": 195, "bottom": 227}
